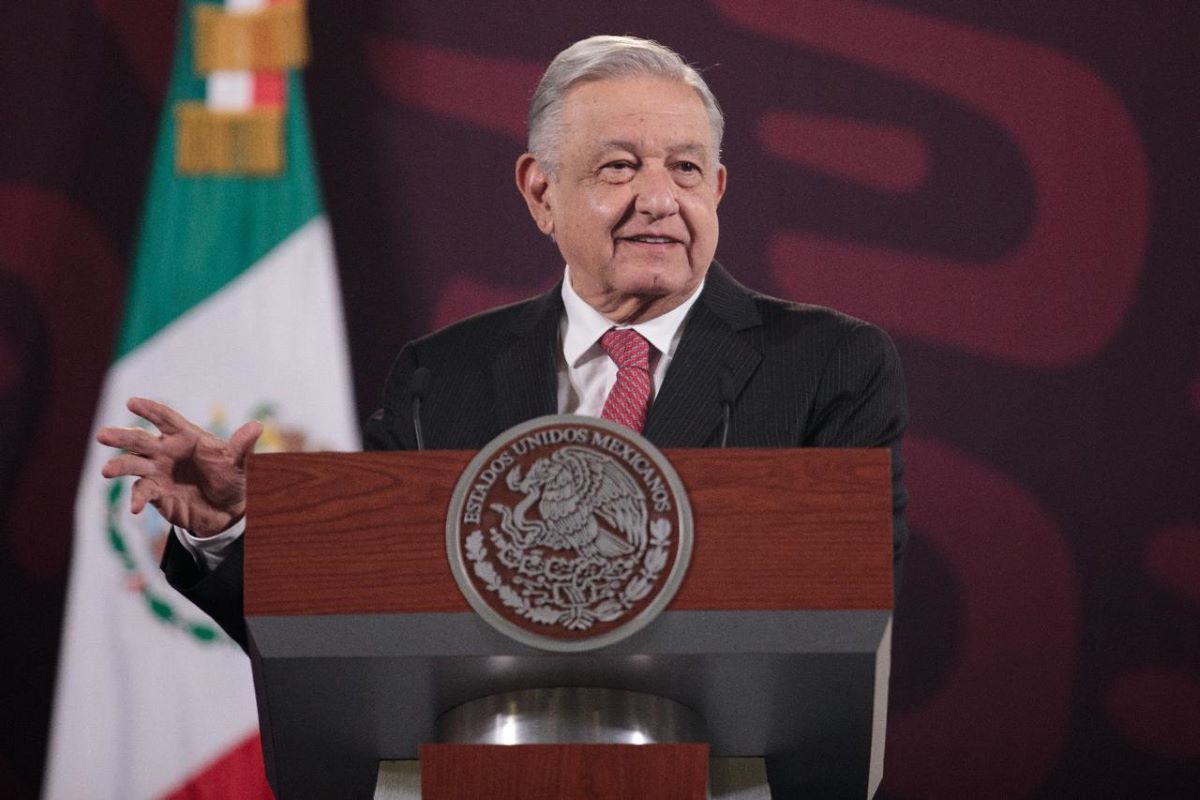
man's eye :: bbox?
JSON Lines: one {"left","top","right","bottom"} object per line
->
{"left": 599, "top": 161, "right": 636, "bottom": 182}
{"left": 675, "top": 161, "right": 700, "bottom": 173}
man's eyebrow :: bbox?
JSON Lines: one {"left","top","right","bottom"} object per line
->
{"left": 666, "top": 142, "right": 709, "bottom": 158}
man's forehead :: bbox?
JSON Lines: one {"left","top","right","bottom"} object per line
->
{"left": 590, "top": 138, "right": 711, "bottom": 158}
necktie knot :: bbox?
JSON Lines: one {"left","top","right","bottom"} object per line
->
{"left": 600, "top": 328, "right": 650, "bottom": 370}
{"left": 598, "top": 328, "right": 653, "bottom": 433}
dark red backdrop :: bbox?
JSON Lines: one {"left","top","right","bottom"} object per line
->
{"left": 2, "top": 1, "right": 1197, "bottom": 797}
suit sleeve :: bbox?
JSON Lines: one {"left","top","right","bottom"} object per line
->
{"left": 805, "top": 322, "right": 910, "bottom": 597}
{"left": 161, "top": 529, "right": 249, "bottom": 649}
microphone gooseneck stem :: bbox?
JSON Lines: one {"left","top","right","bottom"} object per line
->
{"left": 408, "top": 366, "right": 430, "bottom": 451}
{"left": 718, "top": 368, "right": 735, "bottom": 448}
{"left": 412, "top": 396, "right": 425, "bottom": 451}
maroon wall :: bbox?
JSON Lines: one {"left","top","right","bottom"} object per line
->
{"left": 2, "top": 1, "right": 1197, "bottom": 797}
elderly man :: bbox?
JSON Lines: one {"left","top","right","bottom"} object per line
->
{"left": 101, "top": 34, "right": 908, "bottom": 654}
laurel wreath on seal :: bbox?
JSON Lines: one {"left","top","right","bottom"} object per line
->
{"left": 465, "top": 517, "right": 673, "bottom": 630}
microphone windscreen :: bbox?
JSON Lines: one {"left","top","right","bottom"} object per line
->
{"left": 409, "top": 366, "right": 431, "bottom": 398}
{"left": 719, "top": 368, "right": 737, "bottom": 404}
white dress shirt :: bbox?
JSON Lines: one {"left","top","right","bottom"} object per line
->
{"left": 177, "top": 515, "right": 245, "bottom": 571}
{"left": 177, "top": 266, "right": 703, "bottom": 570}
{"left": 558, "top": 266, "right": 702, "bottom": 415}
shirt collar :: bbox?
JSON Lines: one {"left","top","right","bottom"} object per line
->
{"left": 560, "top": 266, "right": 705, "bottom": 367}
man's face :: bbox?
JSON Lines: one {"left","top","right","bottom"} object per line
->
{"left": 518, "top": 76, "right": 727, "bottom": 322}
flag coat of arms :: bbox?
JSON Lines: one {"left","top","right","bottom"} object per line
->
{"left": 44, "top": 1, "right": 358, "bottom": 796}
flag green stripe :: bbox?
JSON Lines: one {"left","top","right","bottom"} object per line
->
{"left": 116, "top": 0, "right": 323, "bottom": 358}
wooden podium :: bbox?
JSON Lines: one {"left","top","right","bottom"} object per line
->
{"left": 244, "top": 448, "right": 893, "bottom": 798}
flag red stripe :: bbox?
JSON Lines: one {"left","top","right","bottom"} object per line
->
{"left": 160, "top": 734, "right": 274, "bottom": 800}
{"left": 253, "top": 72, "right": 285, "bottom": 107}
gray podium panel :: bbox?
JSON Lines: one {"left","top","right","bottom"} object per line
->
{"left": 249, "top": 609, "right": 891, "bottom": 799}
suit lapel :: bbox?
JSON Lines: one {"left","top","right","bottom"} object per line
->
{"left": 643, "top": 263, "right": 762, "bottom": 447}
{"left": 491, "top": 284, "right": 562, "bottom": 433}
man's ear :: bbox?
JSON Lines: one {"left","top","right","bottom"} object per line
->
{"left": 515, "top": 153, "right": 555, "bottom": 236}
{"left": 714, "top": 163, "right": 728, "bottom": 207}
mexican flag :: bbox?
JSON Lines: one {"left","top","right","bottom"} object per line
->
{"left": 43, "top": 1, "right": 358, "bottom": 797}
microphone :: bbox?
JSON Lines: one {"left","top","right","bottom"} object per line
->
{"left": 408, "top": 367, "right": 430, "bottom": 451}
{"left": 719, "top": 369, "right": 737, "bottom": 448}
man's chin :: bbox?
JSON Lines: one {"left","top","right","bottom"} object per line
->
{"left": 611, "top": 263, "right": 698, "bottom": 298}
{"left": 604, "top": 279, "right": 704, "bottom": 323}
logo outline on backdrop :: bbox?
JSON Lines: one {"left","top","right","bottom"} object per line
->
{"left": 446, "top": 415, "right": 693, "bottom": 652}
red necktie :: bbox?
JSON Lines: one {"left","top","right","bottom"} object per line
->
{"left": 600, "top": 328, "right": 653, "bottom": 433}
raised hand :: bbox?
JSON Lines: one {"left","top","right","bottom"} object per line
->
{"left": 97, "top": 397, "right": 263, "bottom": 537}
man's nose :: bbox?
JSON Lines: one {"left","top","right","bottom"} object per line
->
{"left": 633, "top": 165, "right": 680, "bottom": 220}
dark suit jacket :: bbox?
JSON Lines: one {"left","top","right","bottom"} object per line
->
{"left": 163, "top": 262, "right": 909, "bottom": 652}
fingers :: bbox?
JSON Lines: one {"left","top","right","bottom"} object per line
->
{"left": 101, "top": 453, "right": 157, "bottom": 480}
{"left": 130, "top": 477, "right": 162, "bottom": 515}
{"left": 96, "top": 425, "right": 161, "bottom": 456}
{"left": 126, "top": 397, "right": 196, "bottom": 436}
{"left": 230, "top": 420, "right": 264, "bottom": 467}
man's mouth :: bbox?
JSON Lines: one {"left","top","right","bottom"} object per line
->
{"left": 619, "top": 235, "right": 682, "bottom": 245}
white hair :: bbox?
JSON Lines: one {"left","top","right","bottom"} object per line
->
{"left": 527, "top": 35, "right": 724, "bottom": 175}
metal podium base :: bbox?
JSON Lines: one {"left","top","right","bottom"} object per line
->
{"left": 374, "top": 688, "right": 770, "bottom": 799}
{"left": 436, "top": 687, "right": 707, "bottom": 745}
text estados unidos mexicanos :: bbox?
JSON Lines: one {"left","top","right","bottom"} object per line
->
{"left": 461, "top": 427, "right": 673, "bottom": 524}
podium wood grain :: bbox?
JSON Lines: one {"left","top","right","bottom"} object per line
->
{"left": 244, "top": 448, "right": 892, "bottom": 616}
{"left": 418, "top": 743, "right": 709, "bottom": 800}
